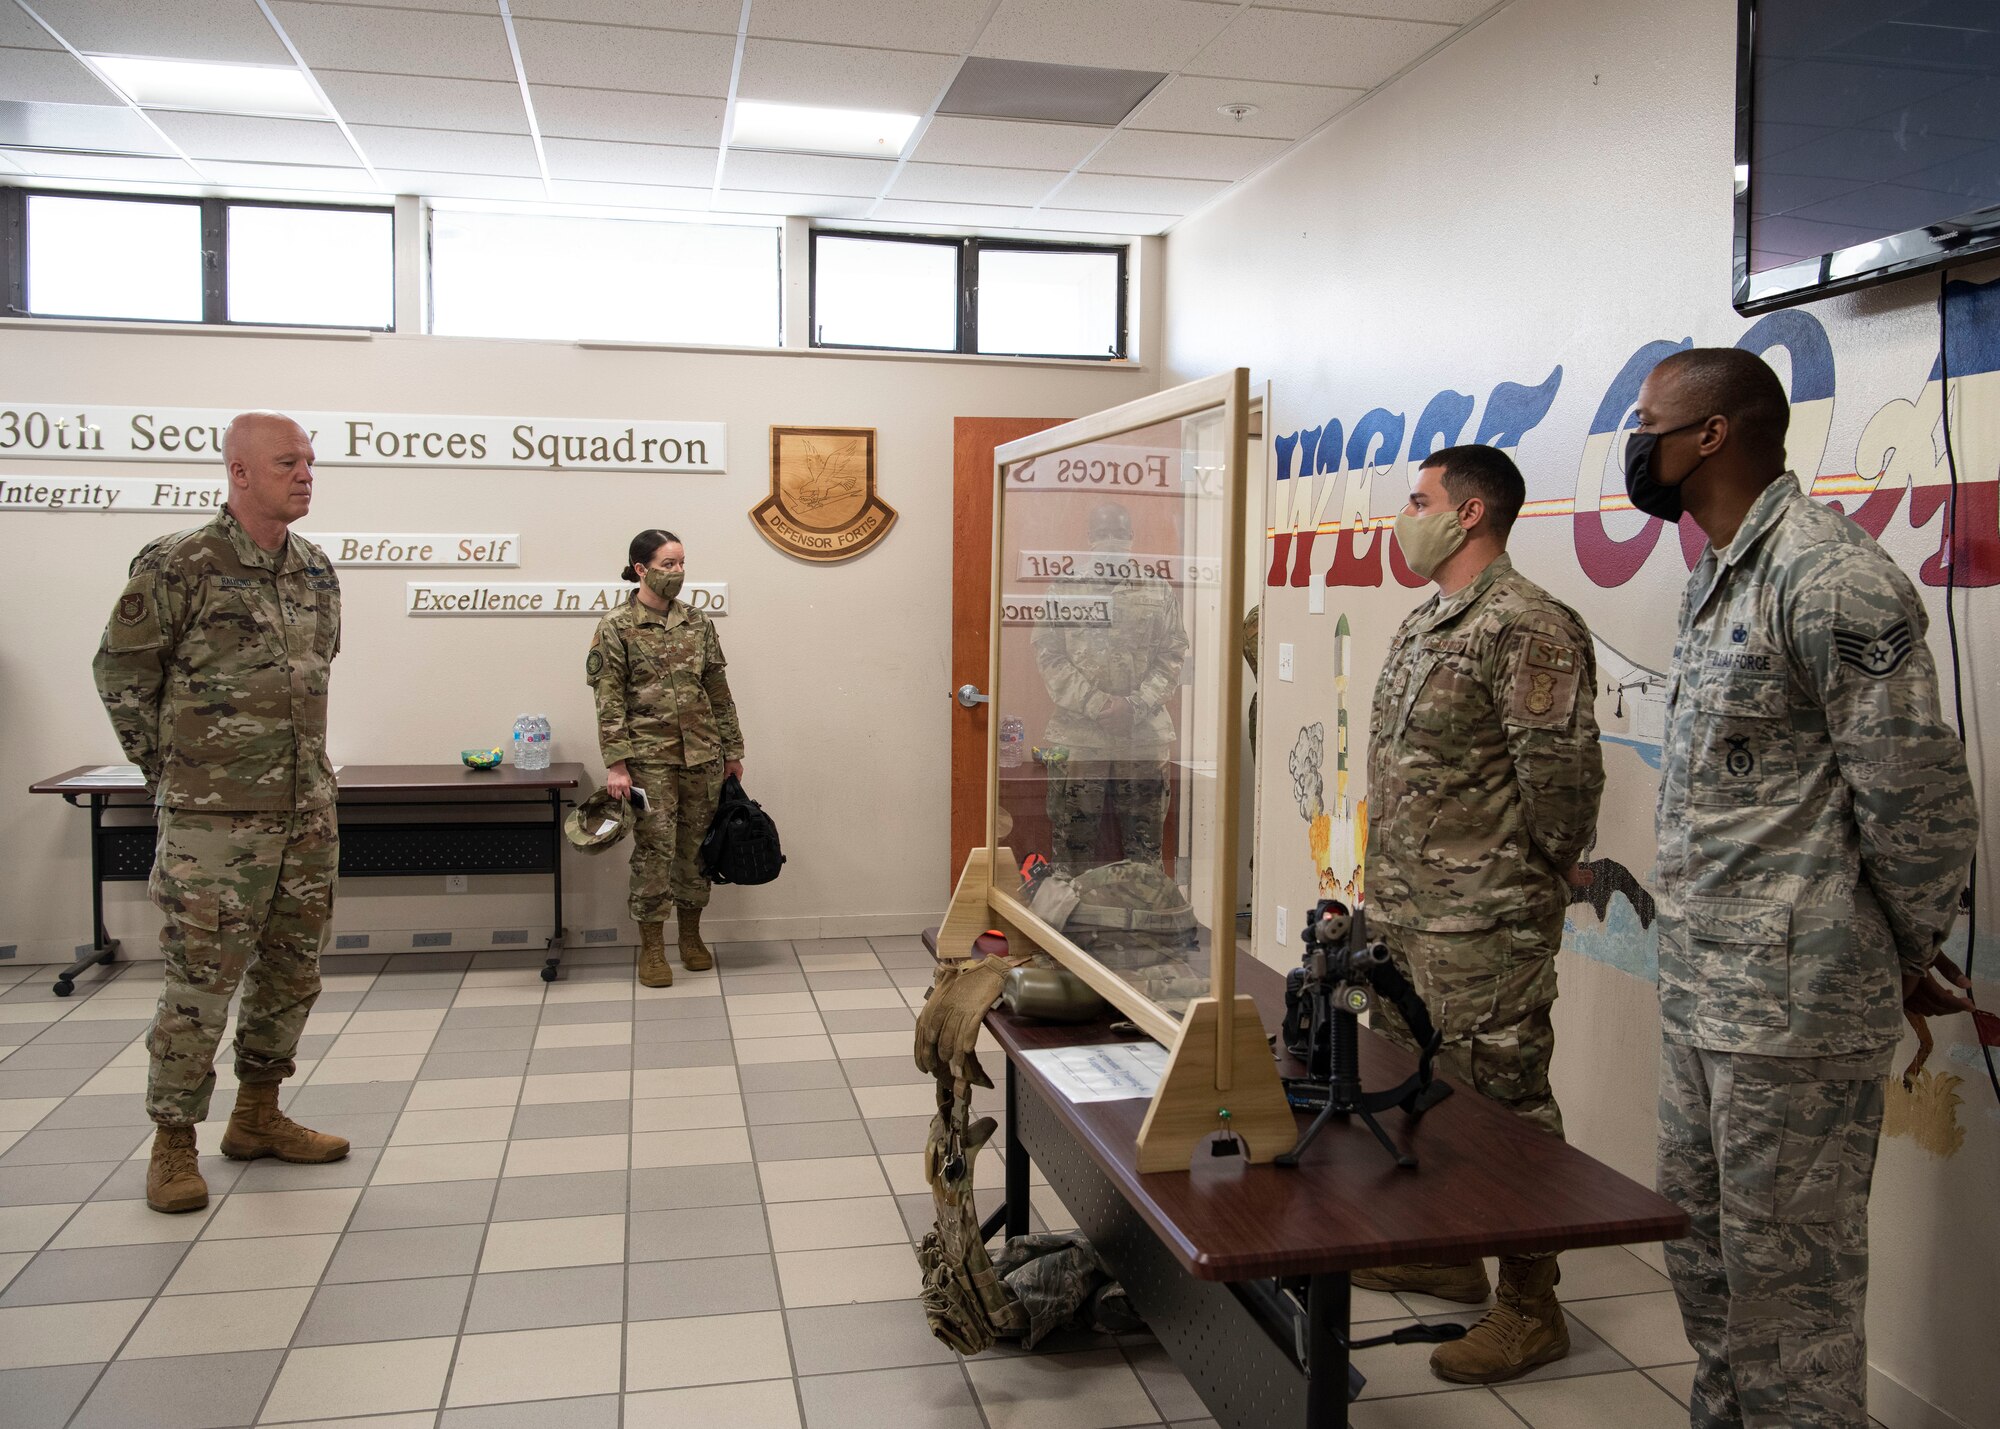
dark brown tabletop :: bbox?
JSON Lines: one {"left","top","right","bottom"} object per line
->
{"left": 32, "top": 763, "right": 586, "bottom": 796}
{"left": 988, "top": 950, "right": 1687, "bottom": 1282}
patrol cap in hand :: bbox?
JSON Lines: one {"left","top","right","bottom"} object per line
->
{"left": 565, "top": 787, "right": 634, "bottom": 854}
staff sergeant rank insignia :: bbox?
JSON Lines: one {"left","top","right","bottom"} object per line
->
{"left": 1833, "top": 619, "right": 1915, "bottom": 679}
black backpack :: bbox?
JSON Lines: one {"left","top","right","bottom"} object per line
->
{"left": 699, "top": 775, "right": 786, "bottom": 886}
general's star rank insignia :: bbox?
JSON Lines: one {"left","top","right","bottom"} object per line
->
{"left": 1832, "top": 619, "right": 1914, "bottom": 679}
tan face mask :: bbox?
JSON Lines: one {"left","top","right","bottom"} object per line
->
{"left": 1392, "top": 503, "right": 1469, "bottom": 581}
{"left": 642, "top": 568, "right": 683, "bottom": 602}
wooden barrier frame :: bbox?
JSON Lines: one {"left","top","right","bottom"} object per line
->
{"left": 945, "top": 368, "right": 1293, "bottom": 1174}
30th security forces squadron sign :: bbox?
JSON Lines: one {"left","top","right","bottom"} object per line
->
{"left": 752, "top": 426, "right": 896, "bottom": 562}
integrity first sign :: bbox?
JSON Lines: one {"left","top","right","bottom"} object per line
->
{"left": 0, "top": 403, "right": 726, "bottom": 473}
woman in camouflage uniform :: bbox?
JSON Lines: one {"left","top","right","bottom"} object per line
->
{"left": 587, "top": 529, "right": 745, "bottom": 986}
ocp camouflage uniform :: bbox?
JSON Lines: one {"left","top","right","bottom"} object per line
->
{"left": 588, "top": 595, "right": 743, "bottom": 920}
{"left": 1654, "top": 477, "right": 1975, "bottom": 1429}
{"left": 1366, "top": 552, "right": 1604, "bottom": 1155}
{"left": 1032, "top": 568, "right": 1188, "bottom": 873}
{"left": 92, "top": 508, "right": 341, "bottom": 1128}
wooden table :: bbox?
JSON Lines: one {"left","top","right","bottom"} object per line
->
{"left": 29, "top": 763, "right": 584, "bottom": 996}
{"left": 965, "top": 944, "right": 1687, "bottom": 1427}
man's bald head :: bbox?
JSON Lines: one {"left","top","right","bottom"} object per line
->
{"left": 1645, "top": 349, "right": 1790, "bottom": 468}
{"left": 224, "top": 411, "right": 316, "bottom": 538}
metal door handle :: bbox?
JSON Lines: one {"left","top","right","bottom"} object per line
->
{"left": 955, "top": 684, "right": 990, "bottom": 708}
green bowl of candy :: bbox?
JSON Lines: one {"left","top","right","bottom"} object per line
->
{"left": 461, "top": 747, "right": 503, "bottom": 770}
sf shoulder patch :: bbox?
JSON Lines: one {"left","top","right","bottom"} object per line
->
{"left": 1833, "top": 620, "right": 1915, "bottom": 679}
{"left": 585, "top": 646, "right": 605, "bottom": 681}
{"left": 1506, "top": 636, "right": 1581, "bottom": 729}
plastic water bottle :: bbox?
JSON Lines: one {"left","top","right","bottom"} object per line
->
{"left": 999, "top": 715, "right": 1025, "bottom": 768}
{"left": 511, "top": 713, "right": 535, "bottom": 769}
{"left": 533, "top": 714, "right": 553, "bottom": 770}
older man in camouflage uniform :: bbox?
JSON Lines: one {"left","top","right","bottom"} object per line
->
{"left": 1032, "top": 502, "right": 1189, "bottom": 875}
{"left": 1632, "top": 348, "right": 1976, "bottom": 1429}
{"left": 94, "top": 412, "right": 350, "bottom": 1215}
{"left": 1360, "top": 443, "right": 1605, "bottom": 1383}
{"left": 588, "top": 542, "right": 743, "bottom": 986}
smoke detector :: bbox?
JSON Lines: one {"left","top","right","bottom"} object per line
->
{"left": 1217, "top": 103, "right": 1259, "bottom": 121}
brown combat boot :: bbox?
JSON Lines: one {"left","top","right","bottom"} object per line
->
{"left": 638, "top": 921, "right": 673, "bottom": 986}
{"left": 218, "top": 1083, "right": 349, "bottom": 1163}
{"left": 1430, "top": 1255, "right": 1567, "bottom": 1384}
{"left": 676, "top": 905, "right": 713, "bottom": 972}
{"left": 146, "top": 1125, "right": 208, "bottom": 1214}
{"left": 1352, "top": 1261, "right": 1492, "bottom": 1305}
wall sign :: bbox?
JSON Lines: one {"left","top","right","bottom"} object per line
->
{"left": 310, "top": 534, "right": 521, "bottom": 567}
{"left": 0, "top": 474, "right": 224, "bottom": 512}
{"left": 752, "top": 426, "right": 895, "bottom": 561}
{"left": 0, "top": 403, "right": 726, "bottom": 472}
{"left": 1016, "top": 549, "right": 1222, "bottom": 585}
{"left": 406, "top": 582, "right": 728, "bottom": 616}
{"left": 1001, "top": 592, "right": 1114, "bottom": 627}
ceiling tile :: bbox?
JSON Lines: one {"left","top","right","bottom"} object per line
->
{"left": 314, "top": 71, "right": 527, "bottom": 134}
{"left": 716, "top": 188, "right": 874, "bottom": 219}
{"left": 0, "top": 99, "right": 172, "bottom": 153}
{"left": 349, "top": 124, "right": 542, "bottom": 177}
{"left": 511, "top": 0, "right": 744, "bottom": 32}
{"left": 511, "top": 20, "right": 737, "bottom": 95}
{"left": 722, "top": 149, "right": 894, "bottom": 197}
{"left": 1030, "top": 206, "right": 1172, "bottom": 236}
{"left": 1189, "top": 9, "right": 1452, "bottom": 88}
{"left": 194, "top": 159, "right": 385, "bottom": 192}
{"left": 545, "top": 178, "right": 715, "bottom": 210}
{"left": 147, "top": 110, "right": 360, "bottom": 166}
{"left": 0, "top": 7, "right": 58, "bottom": 49}
{"left": 1044, "top": 170, "right": 1225, "bottom": 213}
{"left": 1256, "top": 0, "right": 1492, "bottom": 22}
{"left": 736, "top": 39, "right": 956, "bottom": 113}
{"left": 910, "top": 116, "right": 1107, "bottom": 170}
{"left": 268, "top": 2, "right": 517, "bottom": 81}
{"left": 541, "top": 136, "right": 716, "bottom": 186}
{"left": 748, "top": 0, "right": 990, "bottom": 54}
{"left": 373, "top": 168, "right": 547, "bottom": 201}
{"left": 0, "top": 45, "right": 119, "bottom": 105}
{"left": 32, "top": 0, "right": 292, "bottom": 64}
{"left": 974, "top": 0, "right": 1237, "bottom": 73}
{"left": 532, "top": 85, "right": 724, "bottom": 145}
{"left": 1126, "top": 74, "right": 1361, "bottom": 140}
{"left": 1086, "top": 128, "right": 1286, "bottom": 181}
{"left": 870, "top": 198, "right": 1043, "bottom": 230}
{"left": 10, "top": 149, "right": 202, "bottom": 182}
{"left": 889, "top": 162, "right": 1067, "bottom": 205}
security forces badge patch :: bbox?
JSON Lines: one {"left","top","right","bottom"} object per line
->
{"left": 752, "top": 426, "right": 897, "bottom": 563}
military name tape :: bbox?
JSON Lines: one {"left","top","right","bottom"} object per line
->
{"left": 407, "top": 582, "right": 728, "bottom": 616}
{"left": 0, "top": 403, "right": 726, "bottom": 473}
{"left": 1017, "top": 549, "right": 1221, "bottom": 585}
{"left": 1001, "top": 592, "right": 1114, "bottom": 627}
{"left": 0, "top": 474, "right": 225, "bottom": 513}
{"left": 309, "top": 534, "right": 522, "bottom": 567}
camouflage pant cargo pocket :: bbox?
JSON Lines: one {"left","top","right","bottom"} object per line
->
{"left": 627, "top": 759, "right": 725, "bottom": 921}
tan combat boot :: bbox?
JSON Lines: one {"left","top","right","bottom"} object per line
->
{"left": 1430, "top": 1255, "right": 1567, "bottom": 1384}
{"left": 218, "top": 1083, "right": 350, "bottom": 1163}
{"left": 676, "top": 904, "right": 713, "bottom": 972}
{"left": 146, "top": 1125, "right": 209, "bottom": 1214}
{"left": 1352, "top": 1261, "right": 1492, "bottom": 1305}
{"left": 638, "top": 921, "right": 673, "bottom": 986}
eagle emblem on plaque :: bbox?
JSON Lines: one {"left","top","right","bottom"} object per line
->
{"left": 753, "top": 426, "right": 897, "bottom": 562}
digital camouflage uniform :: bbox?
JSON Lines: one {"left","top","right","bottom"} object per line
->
{"left": 588, "top": 596, "right": 743, "bottom": 920}
{"left": 1366, "top": 552, "right": 1604, "bottom": 1152}
{"left": 93, "top": 508, "right": 341, "bottom": 1128}
{"left": 1032, "top": 567, "right": 1188, "bottom": 874}
{"left": 1653, "top": 477, "right": 1975, "bottom": 1429}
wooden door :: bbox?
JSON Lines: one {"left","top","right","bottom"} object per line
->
{"left": 950, "top": 417, "right": 1066, "bottom": 886}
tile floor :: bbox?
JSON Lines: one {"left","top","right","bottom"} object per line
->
{"left": 0, "top": 937, "right": 1782, "bottom": 1428}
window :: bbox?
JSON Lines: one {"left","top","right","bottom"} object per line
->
{"left": 811, "top": 229, "right": 1127, "bottom": 359}
{"left": 4, "top": 188, "right": 395, "bottom": 329}
{"left": 428, "top": 209, "right": 780, "bottom": 347}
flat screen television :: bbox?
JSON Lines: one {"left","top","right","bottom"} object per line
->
{"left": 1734, "top": 0, "right": 2000, "bottom": 314}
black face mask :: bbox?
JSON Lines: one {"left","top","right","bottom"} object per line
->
{"left": 1622, "top": 419, "right": 1709, "bottom": 523}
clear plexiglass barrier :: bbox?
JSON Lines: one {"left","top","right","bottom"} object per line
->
{"left": 991, "top": 391, "right": 1239, "bottom": 1029}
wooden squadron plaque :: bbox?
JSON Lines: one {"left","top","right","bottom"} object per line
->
{"left": 754, "top": 426, "right": 897, "bottom": 562}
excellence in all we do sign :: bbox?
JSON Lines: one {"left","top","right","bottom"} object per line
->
{"left": 406, "top": 583, "right": 729, "bottom": 616}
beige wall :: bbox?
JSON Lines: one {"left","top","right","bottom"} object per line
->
{"left": 0, "top": 325, "right": 1154, "bottom": 961}
{"left": 1167, "top": 0, "right": 1999, "bottom": 1425}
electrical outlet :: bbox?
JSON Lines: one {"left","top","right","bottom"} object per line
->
{"left": 445, "top": 874, "right": 469, "bottom": 894}
{"left": 1276, "top": 904, "right": 1289, "bottom": 946}
{"left": 1278, "top": 643, "right": 1295, "bottom": 681}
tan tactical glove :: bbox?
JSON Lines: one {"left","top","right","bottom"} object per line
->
{"left": 916, "top": 952, "right": 1023, "bottom": 1084}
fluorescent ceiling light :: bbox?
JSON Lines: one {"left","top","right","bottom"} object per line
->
{"left": 729, "top": 100, "right": 918, "bottom": 158}
{"left": 88, "top": 56, "right": 326, "bottom": 118}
